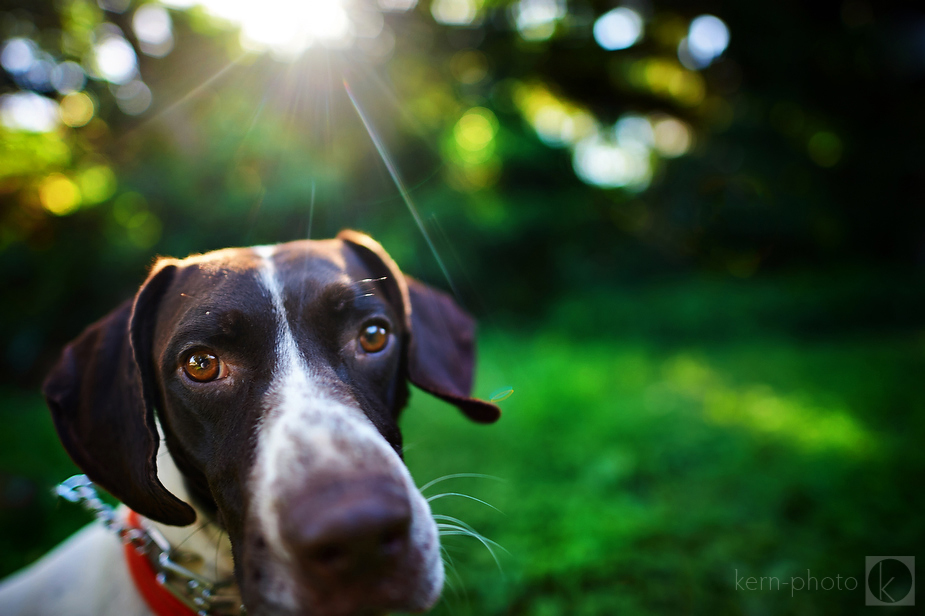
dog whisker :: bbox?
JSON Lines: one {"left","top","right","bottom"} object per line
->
{"left": 439, "top": 546, "right": 456, "bottom": 585}
{"left": 419, "top": 473, "right": 504, "bottom": 494}
{"left": 172, "top": 519, "right": 211, "bottom": 552}
{"left": 434, "top": 515, "right": 490, "bottom": 539}
{"left": 437, "top": 543, "right": 472, "bottom": 612}
{"left": 436, "top": 525, "right": 504, "bottom": 554}
{"left": 434, "top": 513, "right": 507, "bottom": 574}
{"left": 426, "top": 492, "right": 502, "bottom": 513}
{"left": 436, "top": 525, "right": 505, "bottom": 574}
{"left": 438, "top": 546, "right": 463, "bottom": 602}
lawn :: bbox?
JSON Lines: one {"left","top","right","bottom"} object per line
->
{"left": 408, "top": 326, "right": 924, "bottom": 614}
{"left": 1, "top": 278, "right": 922, "bottom": 615}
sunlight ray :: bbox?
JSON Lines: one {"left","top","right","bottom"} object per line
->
{"left": 343, "top": 78, "right": 458, "bottom": 296}
{"left": 136, "top": 53, "right": 248, "bottom": 130}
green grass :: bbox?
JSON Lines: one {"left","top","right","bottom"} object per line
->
{"left": 404, "top": 331, "right": 924, "bottom": 615}
{"left": 2, "top": 322, "right": 922, "bottom": 614}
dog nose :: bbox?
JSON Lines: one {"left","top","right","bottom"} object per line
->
{"left": 282, "top": 481, "right": 413, "bottom": 583}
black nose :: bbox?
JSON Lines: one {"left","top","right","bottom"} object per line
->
{"left": 282, "top": 480, "right": 412, "bottom": 584}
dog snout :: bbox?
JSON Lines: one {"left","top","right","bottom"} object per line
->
{"left": 281, "top": 479, "right": 413, "bottom": 585}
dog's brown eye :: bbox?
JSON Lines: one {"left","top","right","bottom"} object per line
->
{"left": 183, "top": 352, "right": 222, "bottom": 382}
{"left": 359, "top": 323, "right": 389, "bottom": 353}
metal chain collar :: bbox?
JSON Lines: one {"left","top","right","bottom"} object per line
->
{"left": 56, "top": 475, "right": 245, "bottom": 616}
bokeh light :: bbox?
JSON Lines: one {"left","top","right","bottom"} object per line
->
{"left": 114, "top": 80, "right": 152, "bottom": 115}
{"left": 23, "top": 59, "right": 54, "bottom": 92}
{"left": 572, "top": 112, "right": 662, "bottom": 191}
{"left": 627, "top": 57, "right": 705, "bottom": 106}
{"left": 0, "top": 0, "right": 707, "bottom": 208}
{"left": 50, "top": 62, "right": 86, "bottom": 94}
{"left": 0, "top": 38, "right": 35, "bottom": 75}
{"left": 76, "top": 165, "right": 117, "bottom": 204}
{"left": 454, "top": 107, "right": 498, "bottom": 161}
{"left": 59, "top": 92, "right": 95, "bottom": 127}
{"left": 39, "top": 174, "right": 81, "bottom": 215}
{"left": 532, "top": 103, "right": 595, "bottom": 146}
{"left": 514, "top": 82, "right": 695, "bottom": 190}
{"left": 513, "top": 82, "right": 598, "bottom": 148}
{"left": 133, "top": 4, "right": 174, "bottom": 57}
{"left": 513, "top": 0, "right": 566, "bottom": 42}
{"left": 614, "top": 114, "right": 655, "bottom": 149}
{"left": 651, "top": 115, "right": 693, "bottom": 157}
{"left": 447, "top": 106, "right": 502, "bottom": 191}
{"left": 573, "top": 132, "right": 652, "bottom": 190}
{"left": 679, "top": 14, "right": 729, "bottom": 69}
{"left": 93, "top": 35, "right": 138, "bottom": 84}
{"left": 431, "top": 0, "right": 482, "bottom": 26}
{"left": 0, "top": 92, "right": 59, "bottom": 132}
{"left": 377, "top": 0, "right": 418, "bottom": 11}
{"left": 593, "top": 7, "right": 644, "bottom": 51}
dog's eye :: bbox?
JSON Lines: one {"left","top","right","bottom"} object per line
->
{"left": 183, "top": 351, "right": 223, "bottom": 382}
{"left": 359, "top": 323, "right": 389, "bottom": 353}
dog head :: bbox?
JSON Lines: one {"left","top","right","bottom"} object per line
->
{"left": 42, "top": 230, "right": 500, "bottom": 615}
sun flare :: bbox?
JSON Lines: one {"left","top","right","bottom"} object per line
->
{"left": 171, "top": 0, "right": 399, "bottom": 58}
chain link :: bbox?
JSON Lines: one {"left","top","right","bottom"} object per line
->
{"left": 56, "top": 474, "right": 245, "bottom": 616}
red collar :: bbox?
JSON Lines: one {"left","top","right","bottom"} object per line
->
{"left": 123, "top": 510, "right": 198, "bottom": 616}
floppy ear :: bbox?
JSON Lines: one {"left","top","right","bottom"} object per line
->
{"left": 42, "top": 262, "right": 196, "bottom": 526}
{"left": 338, "top": 230, "right": 500, "bottom": 423}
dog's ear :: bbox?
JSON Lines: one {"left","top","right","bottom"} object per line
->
{"left": 338, "top": 230, "right": 500, "bottom": 423}
{"left": 43, "top": 261, "right": 196, "bottom": 526}
{"left": 403, "top": 276, "right": 501, "bottom": 423}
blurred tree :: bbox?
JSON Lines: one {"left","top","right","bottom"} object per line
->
{"left": 1, "top": 0, "right": 924, "bottom": 386}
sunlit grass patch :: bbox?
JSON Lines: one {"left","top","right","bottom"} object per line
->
{"left": 658, "top": 354, "right": 876, "bottom": 455}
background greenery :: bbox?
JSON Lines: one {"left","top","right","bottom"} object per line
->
{"left": 1, "top": 0, "right": 923, "bottom": 614}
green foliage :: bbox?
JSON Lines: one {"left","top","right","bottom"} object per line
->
{"left": 2, "top": 0, "right": 924, "bottom": 383}
{"left": 0, "top": 128, "right": 71, "bottom": 181}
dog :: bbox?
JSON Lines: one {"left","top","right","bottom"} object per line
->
{"left": 0, "top": 230, "right": 500, "bottom": 616}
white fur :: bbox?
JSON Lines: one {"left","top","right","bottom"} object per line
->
{"left": 249, "top": 246, "right": 443, "bottom": 610}
{"left": 0, "top": 516, "right": 150, "bottom": 616}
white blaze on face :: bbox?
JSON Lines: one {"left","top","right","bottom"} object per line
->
{"left": 249, "top": 245, "right": 443, "bottom": 609}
